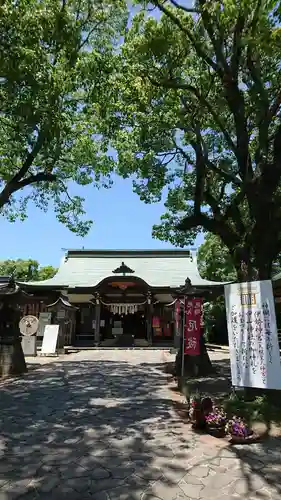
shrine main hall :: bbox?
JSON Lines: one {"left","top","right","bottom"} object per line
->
{"left": 20, "top": 249, "right": 225, "bottom": 348}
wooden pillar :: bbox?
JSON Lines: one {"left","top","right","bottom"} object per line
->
{"left": 146, "top": 291, "right": 153, "bottom": 346}
{"left": 94, "top": 293, "right": 101, "bottom": 345}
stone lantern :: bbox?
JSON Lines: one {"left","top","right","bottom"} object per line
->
{"left": 0, "top": 277, "right": 32, "bottom": 378}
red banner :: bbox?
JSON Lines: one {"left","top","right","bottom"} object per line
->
{"left": 152, "top": 316, "right": 160, "bottom": 328}
{"left": 184, "top": 298, "right": 203, "bottom": 356}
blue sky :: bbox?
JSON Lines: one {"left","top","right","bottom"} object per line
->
{"left": 0, "top": 175, "right": 203, "bottom": 267}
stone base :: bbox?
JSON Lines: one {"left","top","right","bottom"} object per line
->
{"left": 134, "top": 339, "right": 149, "bottom": 347}
{"left": 0, "top": 339, "right": 27, "bottom": 378}
{"left": 100, "top": 338, "right": 118, "bottom": 347}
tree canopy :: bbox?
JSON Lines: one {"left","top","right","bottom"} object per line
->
{"left": 0, "top": 0, "right": 127, "bottom": 236}
{"left": 104, "top": 0, "right": 281, "bottom": 280}
{"left": 0, "top": 259, "right": 57, "bottom": 281}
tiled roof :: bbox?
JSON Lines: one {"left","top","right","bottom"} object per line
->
{"left": 22, "top": 249, "right": 227, "bottom": 289}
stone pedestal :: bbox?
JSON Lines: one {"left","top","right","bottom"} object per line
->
{"left": 22, "top": 335, "right": 37, "bottom": 357}
{"left": 0, "top": 334, "right": 27, "bottom": 378}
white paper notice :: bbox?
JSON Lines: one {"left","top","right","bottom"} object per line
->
{"left": 41, "top": 325, "right": 59, "bottom": 355}
{"left": 224, "top": 280, "right": 281, "bottom": 389}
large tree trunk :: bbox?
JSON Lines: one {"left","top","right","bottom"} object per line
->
{"left": 174, "top": 334, "right": 214, "bottom": 378}
{"left": 231, "top": 246, "right": 274, "bottom": 283}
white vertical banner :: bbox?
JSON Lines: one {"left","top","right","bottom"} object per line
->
{"left": 224, "top": 280, "right": 281, "bottom": 389}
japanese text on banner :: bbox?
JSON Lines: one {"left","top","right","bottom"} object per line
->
{"left": 184, "top": 298, "right": 202, "bottom": 356}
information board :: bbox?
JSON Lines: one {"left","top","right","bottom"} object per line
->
{"left": 41, "top": 325, "right": 60, "bottom": 355}
{"left": 225, "top": 280, "right": 281, "bottom": 389}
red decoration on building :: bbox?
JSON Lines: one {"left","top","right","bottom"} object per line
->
{"left": 184, "top": 298, "right": 203, "bottom": 356}
{"left": 152, "top": 316, "right": 160, "bottom": 328}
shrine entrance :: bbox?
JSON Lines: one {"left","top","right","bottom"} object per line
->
{"left": 99, "top": 302, "right": 147, "bottom": 343}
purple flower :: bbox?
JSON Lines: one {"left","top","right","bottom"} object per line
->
{"left": 226, "top": 416, "right": 252, "bottom": 438}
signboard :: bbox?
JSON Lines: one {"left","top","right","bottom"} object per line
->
{"left": 225, "top": 280, "right": 281, "bottom": 389}
{"left": 41, "top": 325, "right": 60, "bottom": 355}
{"left": 184, "top": 298, "right": 202, "bottom": 355}
{"left": 37, "top": 312, "right": 52, "bottom": 338}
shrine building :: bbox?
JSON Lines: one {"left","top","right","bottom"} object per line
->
{"left": 20, "top": 249, "right": 225, "bottom": 348}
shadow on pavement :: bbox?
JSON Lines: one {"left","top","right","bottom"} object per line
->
{"left": 0, "top": 360, "right": 191, "bottom": 499}
{"left": 1, "top": 357, "right": 281, "bottom": 499}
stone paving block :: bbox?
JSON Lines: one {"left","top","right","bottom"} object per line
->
{"left": 145, "top": 476, "right": 188, "bottom": 500}
{"left": 188, "top": 465, "right": 209, "bottom": 478}
{"left": 178, "top": 479, "right": 203, "bottom": 499}
{"left": 0, "top": 479, "right": 34, "bottom": 499}
{"left": 90, "top": 467, "right": 111, "bottom": 480}
{"left": 90, "top": 477, "right": 125, "bottom": 494}
{"left": 133, "top": 461, "right": 163, "bottom": 482}
{"left": 1, "top": 350, "right": 281, "bottom": 500}
{"left": 231, "top": 473, "right": 267, "bottom": 497}
{"left": 110, "top": 464, "right": 136, "bottom": 479}
{"left": 181, "top": 473, "right": 203, "bottom": 486}
{"left": 201, "top": 470, "right": 235, "bottom": 490}
{"left": 31, "top": 474, "right": 61, "bottom": 494}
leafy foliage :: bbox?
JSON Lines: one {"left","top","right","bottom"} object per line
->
{"left": 0, "top": 259, "right": 57, "bottom": 281}
{"left": 105, "top": 0, "right": 281, "bottom": 279}
{"left": 197, "top": 233, "right": 237, "bottom": 282}
{"left": 0, "top": 0, "right": 127, "bottom": 235}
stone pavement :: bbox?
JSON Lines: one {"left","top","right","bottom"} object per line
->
{"left": 0, "top": 349, "right": 281, "bottom": 500}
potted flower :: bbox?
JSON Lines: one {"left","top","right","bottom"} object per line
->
{"left": 226, "top": 416, "right": 257, "bottom": 443}
{"left": 189, "top": 393, "right": 206, "bottom": 430}
{"left": 205, "top": 408, "right": 227, "bottom": 437}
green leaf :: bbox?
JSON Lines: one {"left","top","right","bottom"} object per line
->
{"left": 0, "top": 0, "right": 128, "bottom": 236}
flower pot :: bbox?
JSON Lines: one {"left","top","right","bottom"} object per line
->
{"left": 229, "top": 432, "right": 259, "bottom": 444}
{"left": 207, "top": 425, "right": 226, "bottom": 438}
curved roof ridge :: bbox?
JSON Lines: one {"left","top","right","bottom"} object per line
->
{"left": 20, "top": 250, "right": 228, "bottom": 288}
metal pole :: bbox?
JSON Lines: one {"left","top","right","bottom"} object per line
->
{"left": 181, "top": 298, "right": 186, "bottom": 378}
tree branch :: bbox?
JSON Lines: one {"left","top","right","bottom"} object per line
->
{"left": 177, "top": 211, "right": 238, "bottom": 248}
{"left": 197, "top": 2, "right": 252, "bottom": 180}
{"left": 153, "top": 0, "right": 252, "bottom": 181}
{"left": 17, "top": 172, "right": 57, "bottom": 190}
{"left": 0, "top": 172, "right": 57, "bottom": 209}
{"left": 190, "top": 126, "right": 206, "bottom": 216}
{"left": 198, "top": 0, "right": 228, "bottom": 74}
{"left": 12, "top": 133, "right": 46, "bottom": 185}
{"left": 230, "top": 12, "right": 245, "bottom": 79}
{"left": 148, "top": 75, "right": 238, "bottom": 155}
{"left": 168, "top": 0, "right": 197, "bottom": 14}
{"left": 0, "top": 130, "right": 46, "bottom": 208}
{"left": 268, "top": 90, "right": 281, "bottom": 121}
{"left": 152, "top": 0, "right": 220, "bottom": 73}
